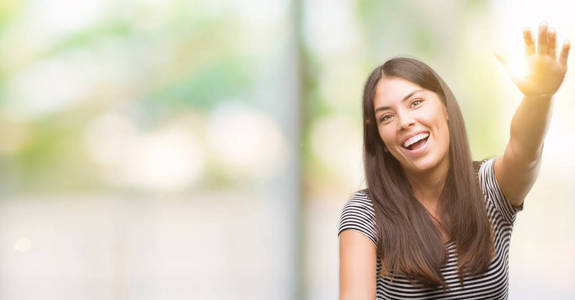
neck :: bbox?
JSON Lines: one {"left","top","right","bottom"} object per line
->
{"left": 404, "top": 157, "right": 450, "bottom": 208}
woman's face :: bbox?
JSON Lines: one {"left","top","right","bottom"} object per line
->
{"left": 373, "top": 76, "right": 450, "bottom": 176}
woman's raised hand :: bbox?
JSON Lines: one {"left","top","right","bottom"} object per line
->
{"left": 496, "top": 21, "right": 570, "bottom": 97}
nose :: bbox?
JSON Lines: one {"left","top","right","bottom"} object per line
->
{"left": 397, "top": 110, "right": 415, "bottom": 130}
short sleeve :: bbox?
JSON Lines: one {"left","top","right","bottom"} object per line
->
{"left": 338, "top": 190, "right": 377, "bottom": 246}
{"left": 478, "top": 157, "right": 523, "bottom": 225}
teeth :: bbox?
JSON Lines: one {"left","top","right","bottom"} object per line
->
{"left": 403, "top": 133, "right": 429, "bottom": 148}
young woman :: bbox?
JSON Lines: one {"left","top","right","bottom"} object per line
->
{"left": 338, "top": 22, "right": 570, "bottom": 299}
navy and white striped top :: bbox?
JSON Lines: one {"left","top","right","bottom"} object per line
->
{"left": 338, "top": 158, "right": 523, "bottom": 299}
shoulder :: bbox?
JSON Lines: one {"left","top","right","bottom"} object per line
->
{"left": 477, "top": 157, "right": 523, "bottom": 224}
{"left": 477, "top": 157, "right": 501, "bottom": 197}
{"left": 343, "top": 189, "right": 374, "bottom": 212}
{"left": 338, "top": 189, "right": 377, "bottom": 246}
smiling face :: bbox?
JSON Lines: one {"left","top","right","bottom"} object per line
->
{"left": 373, "top": 76, "right": 450, "bottom": 176}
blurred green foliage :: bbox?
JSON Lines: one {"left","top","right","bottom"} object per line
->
{"left": 0, "top": 0, "right": 505, "bottom": 194}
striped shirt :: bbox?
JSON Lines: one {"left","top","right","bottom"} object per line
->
{"left": 338, "top": 158, "right": 523, "bottom": 299}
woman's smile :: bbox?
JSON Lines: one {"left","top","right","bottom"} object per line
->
{"left": 400, "top": 131, "right": 430, "bottom": 155}
{"left": 397, "top": 130, "right": 433, "bottom": 164}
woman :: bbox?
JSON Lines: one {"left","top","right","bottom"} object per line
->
{"left": 338, "top": 22, "right": 570, "bottom": 299}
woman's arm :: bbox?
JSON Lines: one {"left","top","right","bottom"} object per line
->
{"left": 494, "top": 21, "right": 570, "bottom": 206}
{"left": 339, "top": 230, "right": 377, "bottom": 300}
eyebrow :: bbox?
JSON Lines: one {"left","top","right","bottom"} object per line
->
{"left": 374, "top": 89, "right": 423, "bottom": 113}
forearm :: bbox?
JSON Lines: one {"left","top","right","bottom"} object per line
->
{"left": 508, "top": 94, "right": 554, "bottom": 165}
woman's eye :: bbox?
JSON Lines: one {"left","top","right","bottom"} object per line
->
{"left": 410, "top": 99, "right": 423, "bottom": 108}
{"left": 379, "top": 114, "right": 392, "bottom": 123}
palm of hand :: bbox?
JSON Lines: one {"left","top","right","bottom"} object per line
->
{"left": 516, "top": 54, "right": 567, "bottom": 96}
{"left": 497, "top": 22, "right": 570, "bottom": 97}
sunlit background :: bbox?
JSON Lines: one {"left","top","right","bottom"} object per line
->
{"left": 0, "top": 0, "right": 574, "bottom": 299}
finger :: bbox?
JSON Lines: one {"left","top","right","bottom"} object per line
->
{"left": 538, "top": 21, "right": 548, "bottom": 54}
{"left": 494, "top": 50, "right": 508, "bottom": 68}
{"left": 523, "top": 27, "right": 536, "bottom": 56}
{"left": 548, "top": 28, "right": 557, "bottom": 58}
{"left": 559, "top": 40, "right": 570, "bottom": 66}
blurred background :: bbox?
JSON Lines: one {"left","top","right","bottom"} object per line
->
{"left": 0, "top": 0, "right": 574, "bottom": 299}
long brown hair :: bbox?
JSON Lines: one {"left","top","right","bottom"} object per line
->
{"left": 362, "top": 57, "right": 493, "bottom": 288}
